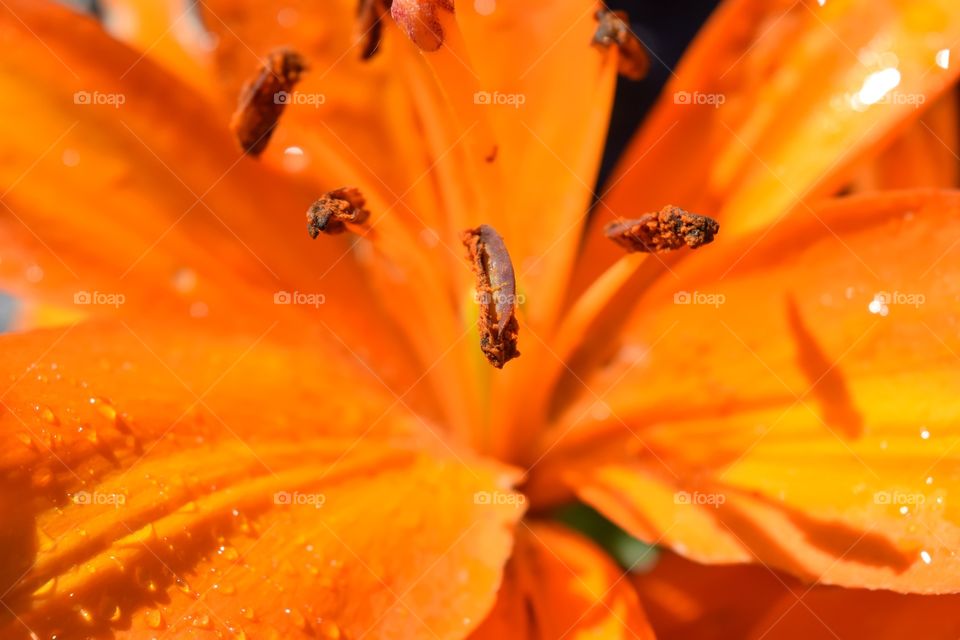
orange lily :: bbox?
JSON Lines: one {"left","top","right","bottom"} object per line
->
{"left": 1, "top": 0, "right": 960, "bottom": 638}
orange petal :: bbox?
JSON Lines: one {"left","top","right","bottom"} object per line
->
{"left": 537, "top": 190, "right": 960, "bottom": 592}
{"left": 0, "top": 321, "right": 524, "bottom": 638}
{"left": 848, "top": 89, "right": 959, "bottom": 190}
{"left": 633, "top": 551, "right": 797, "bottom": 640}
{"left": 635, "top": 550, "right": 960, "bottom": 640}
{"left": 0, "top": 1, "right": 433, "bottom": 395}
{"left": 471, "top": 522, "right": 654, "bottom": 640}
{"left": 98, "top": 0, "right": 215, "bottom": 95}
{"left": 574, "top": 0, "right": 960, "bottom": 295}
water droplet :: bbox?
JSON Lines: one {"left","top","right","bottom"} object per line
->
{"left": 25, "top": 264, "right": 43, "bottom": 283}
{"left": 850, "top": 67, "right": 901, "bottom": 111}
{"left": 37, "top": 406, "right": 58, "bottom": 425}
{"left": 144, "top": 608, "right": 165, "bottom": 629}
{"left": 240, "top": 607, "right": 256, "bottom": 621}
{"left": 62, "top": 148, "right": 80, "bottom": 167}
{"left": 277, "top": 7, "right": 298, "bottom": 27}
{"left": 282, "top": 146, "right": 309, "bottom": 172}
{"left": 936, "top": 48, "right": 951, "bottom": 70}
{"left": 192, "top": 613, "right": 213, "bottom": 629}
{"left": 218, "top": 545, "right": 239, "bottom": 561}
{"left": 32, "top": 578, "right": 56, "bottom": 597}
{"left": 920, "top": 549, "right": 933, "bottom": 564}
{"left": 318, "top": 620, "right": 343, "bottom": 639}
{"left": 172, "top": 268, "right": 197, "bottom": 294}
{"left": 474, "top": 0, "right": 496, "bottom": 15}
{"left": 926, "top": 476, "right": 934, "bottom": 485}
{"left": 77, "top": 607, "right": 94, "bottom": 624}
{"left": 868, "top": 293, "right": 890, "bottom": 317}
{"left": 285, "top": 607, "right": 308, "bottom": 630}
{"left": 920, "top": 428, "right": 930, "bottom": 440}
{"left": 899, "top": 505, "right": 909, "bottom": 515}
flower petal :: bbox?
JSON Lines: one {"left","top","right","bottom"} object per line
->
{"left": 635, "top": 551, "right": 960, "bottom": 640}
{"left": 575, "top": 0, "right": 960, "bottom": 292}
{"left": 848, "top": 90, "right": 959, "bottom": 190}
{"left": 98, "top": 0, "right": 215, "bottom": 94}
{"left": 471, "top": 522, "right": 654, "bottom": 640}
{"left": 0, "top": 0, "right": 431, "bottom": 392}
{"left": 0, "top": 321, "right": 524, "bottom": 638}
{"left": 537, "top": 190, "right": 960, "bottom": 592}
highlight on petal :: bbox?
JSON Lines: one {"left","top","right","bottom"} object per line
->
{"left": 635, "top": 551, "right": 960, "bottom": 640}
{"left": 0, "top": 322, "right": 524, "bottom": 638}
{"left": 471, "top": 522, "right": 654, "bottom": 640}
{"left": 535, "top": 190, "right": 960, "bottom": 592}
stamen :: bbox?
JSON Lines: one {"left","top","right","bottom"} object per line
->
{"left": 356, "top": 0, "right": 393, "bottom": 60}
{"left": 306, "top": 188, "right": 371, "bottom": 237}
{"left": 592, "top": 10, "right": 649, "bottom": 80}
{"left": 390, "top": 0, "right": 454, "bottom": 52}
{"left": 605, "top": 206, "right": 719, "bottom": 253}
{"left": 462, "top": 225, "right": 520, "bottom": 369}
{"left": 230, "top": 48, "right": 308, "bottom": 157}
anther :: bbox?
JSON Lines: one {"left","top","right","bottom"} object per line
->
{"left": 307, "top": 188, "right": 371, "bottom": 237}
{"left": 462, "top": 224, "right": 520, "bottom": 369}
{"left": 230, "top": 48, "right": 309, "bottom": 157}
{"left": 592, "top": 10, "right": 649, "bottom": 81}
{"left": 605, "top": 206, "right": 719, "bottom": 253}
{"left": 356, "top": 0, "right": 393, "bottom": 60}
{"left": 391, "top": 0, "right": 454, "bottom": 53}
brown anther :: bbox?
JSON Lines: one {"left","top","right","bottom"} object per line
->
{"left": 592, "top": 10, "right": 649, "bottom": 80}
{"left": 230, "top": 48, "right": 309, "bottom": 157}
{"left": 605, "top": 206, "right": 719, "bottom": 253}
{"left": 462, "top": 224, "right": 520, "bottom": 369}
{"left": 391, "top": 0, "right": 454, "bottom": 53}
{"left": 307, "top": 188, "right": 371, "bottom": 237}
{"left": 356, "top": 0, "right": 394, "bottom": 60}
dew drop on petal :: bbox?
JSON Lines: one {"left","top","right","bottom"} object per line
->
{"left": 282, "top": 146, "right": 309, "bottom": 173}
{"left": 850, "top": 67, "right": 901, "bottom": 111}
{"left": 62, "top": 148, "right": 80, "bottom": 167}
{"left": 920, "top": 428, "right": 930, "bottom": 440}
{"left": 920, "top": 549, "right": 933, "bottom": 564}
{"left": 25, "top": 264, "right": 43, "bottom": 283}
{"left": 936, "top": 48, "right": 951, "bottom": 69}
{"left": 277, "top": 7, "right": 298, "bottom": 27}
{"left": 172, "top": 267, "right": 197, "bottom": 294}
{"left": 144, "top": 608, "right": 165, "bottom": 629}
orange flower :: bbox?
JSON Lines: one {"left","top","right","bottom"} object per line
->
{"left": 1, "top": 0, "right": 959, "bottom": 637}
